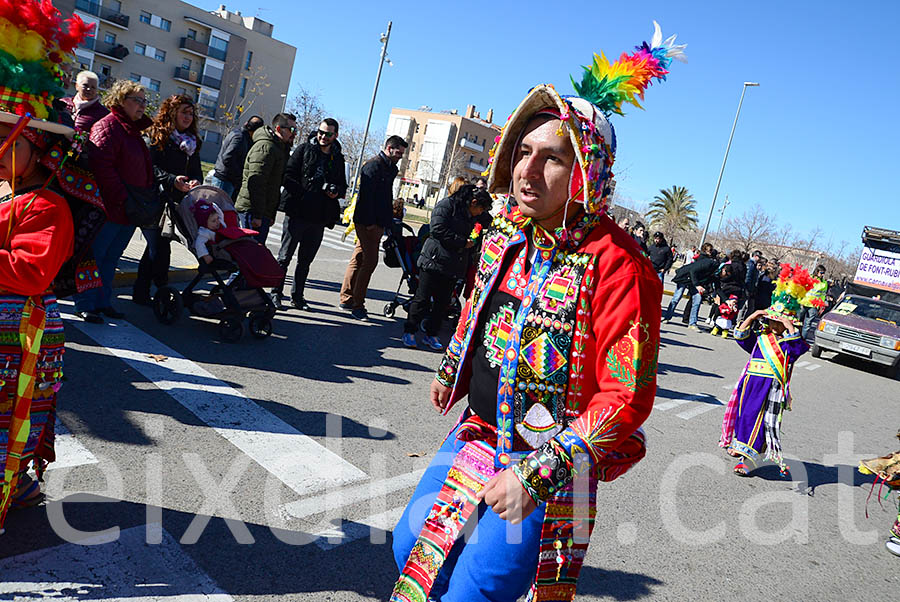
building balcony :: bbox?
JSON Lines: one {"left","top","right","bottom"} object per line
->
{"left": 172, "top": 67, "right": 201, "bottom": 86}
{"left": 94, "top": 41, "right": 129, "bottom": 62}
{"left": 459, "top": 138, "right": 485, "bottom": 153}
{"left": 201, "top": 75, "right": 221, "bottom": 90}
{"left": 179, "top": 37, "right": 227, "bottom": 61}
{"left": 74, "top": 0, "right": 129, "bottom": 29}
{"left": 466, "top": 161, "right": 486, "bottom": 173}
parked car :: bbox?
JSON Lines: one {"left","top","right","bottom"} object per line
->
{"left": 813, "top": 294, "right": 900, "bottom": 378}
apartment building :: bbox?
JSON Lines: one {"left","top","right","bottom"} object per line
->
{"left": 386, "top": 105, "right": 501, "bottom": 205}
{"left": 56, "top": 1, "right": 296, "bottom": 163}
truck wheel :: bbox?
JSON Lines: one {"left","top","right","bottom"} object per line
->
{"left": 811, "top": 344, "right": 822, "bottom": 359}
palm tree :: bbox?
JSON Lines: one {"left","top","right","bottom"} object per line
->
{"left": 646, "top": 186, "right": 699, "bottom": 242}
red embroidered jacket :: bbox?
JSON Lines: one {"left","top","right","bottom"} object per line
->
{"left": 436, "top": 207, "right": 661, "bottom": 501}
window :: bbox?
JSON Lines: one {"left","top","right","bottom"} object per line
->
{"left": 139, "top": 11, "right": 150, "bottom": 24}
{"left": 415, "top": 124, "right": 419, "bottom": 133}
{"left": 203, "top": 129, "right": 222, "bottom": 144}
{"left": 176, "top": 86, "right": 187, "bottom": 96}
{"left": 239, "top": 77, "right": 248, "bottom": 98}
{"left": 244, "top": 51, "right": 253, "bottom": 70}
{"left": 160, "top": 18, "right": 171, "bottom": 32}
{"left": 104, "top": 32, "right": 116, "bottom": 45}
{"left": 209, "top": 36, "right": 229, "bottom": 59}
{"left": 181, "top": 58, "right": 191, "bottom": 70}
{"left": 148, "top": 79, "right": 161, "bottom": 92}
{"left": 129, "top": 73, "right": 140, "bottom": 82}
{"left": 187, "top": 28, "right": 197, "bottom": 40}
{"left": 134, "top": 42, "right": 146, "bottom": 55}
{"left": 108, "top": 0, "right": 121, "bottom": 11}
{"left": 154, "top": 49, "right": 166, "bottom": 62}
{"left": 99, "top": 64, "right": 111, "bottom": 77}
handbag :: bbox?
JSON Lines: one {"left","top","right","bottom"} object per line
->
{"left": 124, "top": 182, "right": 162, "bottom": 227}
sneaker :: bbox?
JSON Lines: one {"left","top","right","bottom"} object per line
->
{"left": 351, "top": 307, "right": 368, "bottom": 321}
{"left": 132, "top": 293, "right": 152, "bottom": 307}
{"left": 98, "top": 306, "right": 125, "bottom": 319}
{"left": 402, "top": 333, "right": 417, "bottom": 348}
{"left": 271, "top": 293, "right": 284, "bottom": 311}
{"left": 887, "top": 538, "right": 900, "bottom": 557}
{"left": 75, "top": 310, "right": 104, "bottom": 324}
{"left": 291, "top": 297, "right": 310, "bottom": 311}
{"left": 710, "top": 327, "right": 720, "bottom": 336}
{"left": 339, "top": 301, "right": 354, "bottom": 310}
{"left": 688, "top": 325, "right": 699, "bottom": 332}
{"left": 422, "top": 335, "right": 443, "bottom": 350}
{"left": 720, "top": 330, "right": 729, "bottom": 339}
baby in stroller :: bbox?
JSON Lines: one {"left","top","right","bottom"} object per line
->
{"left": 152, "top": 186, "right": 284, "bottom": 341}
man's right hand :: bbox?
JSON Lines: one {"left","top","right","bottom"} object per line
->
{"left": 430, "top": 379, "right": 451, "bottom": 412}
{"left": 696, "top": 285, "right": 706, "bottom": 295}
{"left": 251, "top": 218, "right": 262, "bottom": 228}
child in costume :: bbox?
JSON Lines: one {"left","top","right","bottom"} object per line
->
{"left": 710, "top": 294, "right": 738, "bottom": 337}
{"left": 0, "top": 0, "right": 94, "bottom": 534}
{"left": 858, "top": 429, "right": 900, "bottom": 558}
{"left": 719, "top": 264, "right": 822, "bottom": 477}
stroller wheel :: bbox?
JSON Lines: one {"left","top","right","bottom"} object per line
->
{"left": 383, "top": 303, "right": 395, "bottom": 318}
{"left": 153, "top": 286, "right": 183, "bottom": 325}
{"left": 248, "top": 313, "right": 273, "bottom": 339}
{"left": 219, "top": 318, "right": 244, "bottom": 343}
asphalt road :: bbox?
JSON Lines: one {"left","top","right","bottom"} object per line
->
{"left": 2, "top": 222, "right": 897, "bottom": 601}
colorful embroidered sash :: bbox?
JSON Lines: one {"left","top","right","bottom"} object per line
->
{"left": 391, "top": 440, "right": 498, "bottom": 602}
{"left": 0, "top": 296, "right": 46, "bottom": 530}
{"left": 758, "top": 333, "right": 787, "bottom": 389}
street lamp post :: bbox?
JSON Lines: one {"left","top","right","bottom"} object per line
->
{"left": 698, "top": 82, "right": 759, "bottom": 248}
{"left": 715, "top": 194, "right": 730, "bottom": 240}
{"left": 280, "top": 93, "right": 287, "bottom": 113}
{"left": 349, "top": 21, "right": 393, "bottom": 199}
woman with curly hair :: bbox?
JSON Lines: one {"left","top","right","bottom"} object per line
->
{"left": 74, "top": 79, "right": 154, "bottom": 323}
{"left": 133, "top": 94, "right": 202, "bottom": 305}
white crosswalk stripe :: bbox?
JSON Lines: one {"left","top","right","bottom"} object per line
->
{"left": 654, "top": 393, "right": 723, "bottom": 420}
{"left": 48, "top": 419, "right": 98, "bottom": 471}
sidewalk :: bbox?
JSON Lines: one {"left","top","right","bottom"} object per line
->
{"left": 112, "top": 230, "right": 199, "bottom": 289}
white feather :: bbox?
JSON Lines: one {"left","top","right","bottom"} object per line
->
{"left": 651, "top": 20, "right": 663, "bottom": 48}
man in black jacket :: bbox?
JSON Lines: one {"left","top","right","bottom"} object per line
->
{"left": 339, "top": 135, "right": 408, "bottom": 319}
{"left": 402, "top": 185, "right": 492, "bottom": 349}
{"left": 648, "top": 231, "right": 674, "bottom": 282}
{"left": 275, "top": 118, "right": 347, "bottom": 310}
{"left": 663, "top": 242, "right": 717, "bottom": 329}
{"left": 208, "top": 115, "right": 264, "bottom": 198}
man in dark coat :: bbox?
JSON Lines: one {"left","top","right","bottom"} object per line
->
{"left": 402, "top": 185, "right": 492, "bottom": 349}
{"left": 339, "top": 135, "right": 408, "bottom": 319}
{"left": 235, "top": 113, "right": 296, "bottom": 243}
{"left": 663, "top": 242, "right": 718, "bottom": 328}
{"left": 209, "top": 115, "right": 264, "bottom": 199}
{"left": 274, "top": 118, "right": 347, "bottom": 310}
{"left": 648, "top": 231, "right": 674, "bottom": 282}
{"left": 59, "top": 71, "right": 109, "bottom": 133}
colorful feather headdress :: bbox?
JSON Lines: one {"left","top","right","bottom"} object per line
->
{"left": 0, "top": 0, "right": 91, "bottom": 131}
{"left": 487, "top": 21, "right": 686, "bottom": 221}
{"left": 767, "top": 264, "right": 824, "bottom": 323}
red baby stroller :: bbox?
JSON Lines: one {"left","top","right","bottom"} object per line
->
{"left": 152, "top": 186, "right": 284, "bottom": 342}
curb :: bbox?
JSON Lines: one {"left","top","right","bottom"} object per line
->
{"left": 112, "top": 266, "right": 198, "bottom": 289}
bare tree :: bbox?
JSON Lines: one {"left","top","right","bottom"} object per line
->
{"left": 723, "top": 204, "right": 776, "bottom": 253}
{"left": 214, "top": 64, "right": 271, "bottom": 136}
{"left": 339, "top": 120, "right": 384, "bottom": 185}
{"left": 286, "top": 85, "right": 327, "bottom": 141}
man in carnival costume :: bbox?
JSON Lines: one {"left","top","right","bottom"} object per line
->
{"left": 0, "top": 0, "right": 102, "bottom": 534}
{"left": 391, "top": 22, "right": 685, "bottom": 602}
{"left": 719, "top": 264, "right": 824, "bottom": 477}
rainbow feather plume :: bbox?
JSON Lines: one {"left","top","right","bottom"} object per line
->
{"left": 572, "top": 21, "right": 687, "bottom": 116}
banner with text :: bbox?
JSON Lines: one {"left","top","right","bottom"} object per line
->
{"left": 854, "top": 247, "right": 900, "bottom": 293}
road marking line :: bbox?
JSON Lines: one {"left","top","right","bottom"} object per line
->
{"left": 795, "top": 361, "right": 809, "bottom": 368}
{"left": 63, "top": 305, "right": 367, "bottom": 496}
{"left": 654, "top": 397, "right": 698, "bottom": 411}
{"left": 48, "top": 419, "right": 98, "bottom": 471}
{"left": 282, "top": 468, "right": 426, "bottom": 520}
{"left": 0, "top": 524, "right": 233, "bottom": 601}
{"left": 314, "top": 506, "right": 405, "bottom": 551}
{"left": 805, "top": 364, "right": 821, "bottom": 371}
{"left": 676, "top": 403, "right": 722, "bottom": 420}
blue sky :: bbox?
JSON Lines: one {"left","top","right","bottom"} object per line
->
{"left": 214, "top": 0, "right": 898, "bottom": 251}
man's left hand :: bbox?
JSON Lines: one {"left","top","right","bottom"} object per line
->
{"left": 476, "top": 469, "right": 537, "bottom": 523}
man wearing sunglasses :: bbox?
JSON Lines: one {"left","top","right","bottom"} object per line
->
{"left": 275, "top": 118, "right": 347, "bottom": 310}
{"left": 236, "top": 112, "right": 296, "bottom": 244}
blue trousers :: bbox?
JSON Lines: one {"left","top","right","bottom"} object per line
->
{"left": 74, "top": 221, "right": 135, "bottom": 311}
{"left": 392, "top": 426, "right": 545, "bottom": 602}
{"left": 238, "top": 212, "right": 270, "bottom": 245}
{"left": 206, "top": 175, "right": 235, "bottom": 199}
{"left": 664, "top": 284, "right": 702, "bottom": 326}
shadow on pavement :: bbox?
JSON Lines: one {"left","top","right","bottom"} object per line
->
{"left": 659, "top": 336, "right": 712, "bottom": 351}
{"left": 752, "top": 462, "right": 876, "bottom": 495}
{"left": 656, "top": 363, "right": 722, "bottom": 379}
{"left": 654, "top": 387, "right": 722, "bottom": 404}
{"left": 577, "top": 565, "right": 664, "bottom": 600}
{"left": 255, "top": 401, "right": 396, "bottom": 440}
